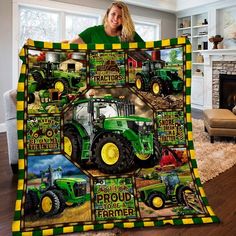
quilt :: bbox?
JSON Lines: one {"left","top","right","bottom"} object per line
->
{"left": 12, "top": 37, "right": 219, "bottom": 235}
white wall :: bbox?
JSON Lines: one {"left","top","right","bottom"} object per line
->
{"left": 0, "top": 1, "right": 12, "bottom": 132}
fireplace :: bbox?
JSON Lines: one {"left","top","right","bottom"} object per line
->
{"left": 199, "top": 49, "right": 236, "bottom": 109}
{"left": 211, "top": 61, "right": 236, "bottom": 109}
{"left": 219, "top": 74, "right": 236, "bottom": 110}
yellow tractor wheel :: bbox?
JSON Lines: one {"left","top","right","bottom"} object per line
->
{"left": 101, "top": 142, "right": 120, "bottom": 165}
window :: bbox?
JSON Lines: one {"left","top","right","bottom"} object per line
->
{"left": 75, "top": 103, "right": 89, "bottom": 122}
{"left": 133, "top": 16, "right": 161, "bottom": 41}
{"left": 19, "top": 6, "right": 60, "bottom": 48}
{"left": 93, "top": 102, "right": 118, "bottom": 119}
{"left": 18, "top": 5, "right": 100, "bottom": 49}
{"left": 135, "top": 22, "right": 159, "bottom": 41}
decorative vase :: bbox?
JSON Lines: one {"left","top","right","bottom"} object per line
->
{"left": 209, "top": 37, "right": 223, "bottom": 49}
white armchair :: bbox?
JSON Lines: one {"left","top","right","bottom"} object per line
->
{"left": 3, "top": 89, "right": 18, "bottom": 174}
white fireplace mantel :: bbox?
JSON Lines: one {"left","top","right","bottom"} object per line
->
{"left": 201, "top": 49, "right": 236, "bottom": 65}
{"left": 199, "top": 49, "right": 236, "bottom": 109}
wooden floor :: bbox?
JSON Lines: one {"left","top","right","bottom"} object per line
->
{"left": 0, "top": 131, "right": 235, "bottom": 236}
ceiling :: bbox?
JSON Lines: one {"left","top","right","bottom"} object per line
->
{"left": 121, "top": 0, "right": 221, "bottom": 13}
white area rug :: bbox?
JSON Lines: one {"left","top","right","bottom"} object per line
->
{"left": 192, "top": 118, "right": 236, "bottom": 183}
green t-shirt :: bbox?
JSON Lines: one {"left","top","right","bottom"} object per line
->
{"left": 79, "top": 25, "right": 144, "bottom": 44}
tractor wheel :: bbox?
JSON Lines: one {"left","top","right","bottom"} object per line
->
{"left": 39, "top": 190, "right": 60, "bottom": 216}
{"left": 163, "top": 80, "right": 172, "bottom": 95}
{"left": 28, "top": 93, "right": 35, "bottom": 104}
{"left": 32, "top": 71, "right": 44, "bottom": 90}
{"left": 109, "top": 65, "right": 119, "bottom": 72}
{"left": 148, "top": 192, "right": 165, "bottom": 210}
{"left": 139, "top": 191, "right": 150, "bottom": 207}
{"left": 33, "top": 131, "right": 40, "bottom": 139}
{"left": 154, "top": 135, "right": 162, "bottom": 164}
{"left": 135, "top": 135, "right": 161, "bottom": 168}
{"left": 176, "top": 186, "right": 193, "bottom": 205}
{"left": 176, "top": 187, "right": 205, "bottom": 214}
{"left": 46, "top": 128, "right": 54, "bottom": 137}
{"left": 29, "top": 190, "right": 39, "bottom": 210}
{"left": 64, "top": 128, "right": 82, "bottom": 163}
{"left": 151, "top": 78, "right": 163, "bottom": 96}
{"left": 32, "top": 70, "right": 43, "bottom": 82}
{"left": 135, "top": 75, "right": 144, "bottom": 91}
{"left": 25, "top": 192, "right": 33, "bottom": 215}
{"left": 93, "top": 133, "right": 134, "bottom": 174}
{"left": 25, "top": 190, "right": 39, "bottom": 214}
{"left": 54, "top": 78, "right": 69, "bottom": 93}
{"left": 65, "top": 201, "right": 75, "bottom": 207}
{"left": 52, "top": 190, "right": 66, "bottom": 214}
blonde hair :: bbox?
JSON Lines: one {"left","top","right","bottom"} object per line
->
{"left": 103, "top": 1, "right": 135, "bottom": 42}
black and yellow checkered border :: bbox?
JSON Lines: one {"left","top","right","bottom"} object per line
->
{"left": 12, "top": 37, "right": 219, "bottom": 236}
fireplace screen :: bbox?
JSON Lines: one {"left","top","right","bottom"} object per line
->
{"left": 219, "top": 74, "right": 236, "bottom": 110}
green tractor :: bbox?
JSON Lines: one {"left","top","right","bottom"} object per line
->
{"left": 139, "top": 172, "right": 193, "bottom": 210}
{"left": 64, "top": 95, "right": 161, "bottom": 174}
{"left": 135, "top": 60, "right": 184, "bottom": 96}
{"left": 25, "top": 166, "right": 87, "bottom": 216}
{"left": 37, "top": 89, "right": 69, "bottom": 113}
{"left": 29, "top": 123, "right": 55, "bottom": 139}
{"left": 31, "top": 61, "right": 82, "bottom": 93}
{"left": 28, "top": 79, "right": 38, "bottom": 104}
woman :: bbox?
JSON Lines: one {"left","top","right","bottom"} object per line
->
{"left": 69, "top": 1, "right": 143, "bottom": 44}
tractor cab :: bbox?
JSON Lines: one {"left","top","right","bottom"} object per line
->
{"left": 92, "top": 98, "right": 135, "bottom": 119}
{"left": 40, "top": 166, "right": 62, "bottom": 190}
{"left": 93, "top": 101, "right": 119, "bottom": 119}
{"left": 142, "top": 60, "right": 164, "bottom": 77}
{"left": 39, "top": 61, "right": 59, "bottom": 78}
{"left": 161, "top": 172, "right": 180, "bottom": 194}
{"left": 73, "top": 96, "right": 135, "bottom": 136}
{"left": 50, "top": 168, "right": 63, "bottom": 181}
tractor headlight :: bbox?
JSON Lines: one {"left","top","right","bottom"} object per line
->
{"left": 134, "top": 121, "right": 145, "bottom": 126}
{"left": 145, "top": 121, "right": 153, "bottom": 127}
{"left": 134, "top": 121, "right": 153, "bottom": 134}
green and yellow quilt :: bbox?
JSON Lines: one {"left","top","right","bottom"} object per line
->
{"left": 12, "top": 38, "right": 219, "bottom": 235}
